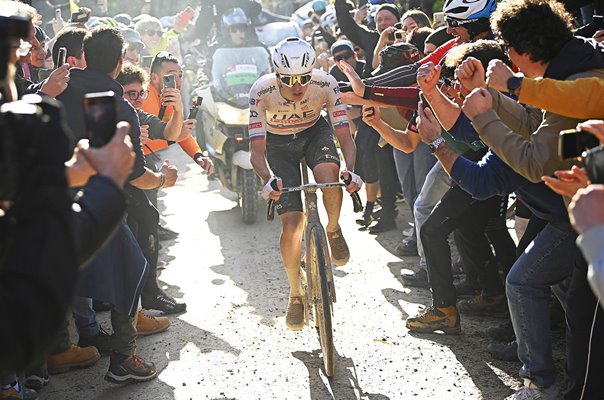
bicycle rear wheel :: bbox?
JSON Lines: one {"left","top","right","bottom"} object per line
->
{"left": 309, "top": 226, "right": 335, "bottom": 377}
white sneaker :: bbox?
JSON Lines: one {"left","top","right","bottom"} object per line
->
{"left": 505, "top": 379, "right": 561, "bottom": 400}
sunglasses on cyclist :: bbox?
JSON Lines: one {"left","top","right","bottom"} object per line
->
{"left": 143, "top": 29, "right": 163, "bottom": 37}
{"left": 334, "top": 51, "right": 354, "bottom": 62}
{"left": 278, "top": 73, "right": 312, "bottom": 87}
{"left": 125, "top": 89, "right": 149, "bottom": 101}
{"left": 445, "top": 17, "right": 478, "bottom": 28}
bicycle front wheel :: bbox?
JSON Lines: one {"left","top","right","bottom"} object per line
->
{"left": 309, "top": 226, "right": 335, "bottom": 377}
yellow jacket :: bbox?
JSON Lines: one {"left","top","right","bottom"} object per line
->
{"left": 518, "top": 77, "right": 604, "bottom": 119}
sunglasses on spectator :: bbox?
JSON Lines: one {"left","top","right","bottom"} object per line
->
{"left": 279, "top": 73, "right": 312, "bottom": 87}
{"left": 229, "top": 25, "right": 246, "bottom": 33}
{"left": 125, "top": 89, "right": 149, "bottom": 101}
{"left": 445, "top": 17, "right": 478, "bottom": 28}
{"left": 143, "top": 29, "right": 163, "bottom": 37}
{"left": 334, "top": 51, "right": 354, "bottom": 62}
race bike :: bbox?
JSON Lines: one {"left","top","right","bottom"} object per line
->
{"left": 193, "top": 46, "right": 270, "bottom": 224}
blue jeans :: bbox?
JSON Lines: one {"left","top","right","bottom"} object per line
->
{"left": 413, "top": 162, "right": 451, "bottom": 268}
{"left": 72, "top": 297, "right": 99, "bottom": 337}
{"left": 393, "top": 143, "right": 436, "bottom": 242}
{"left": 506, "top": 222, "right": 577, "bottom": 388}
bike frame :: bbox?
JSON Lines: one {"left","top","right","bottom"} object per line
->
{"left": 299, "top": 163, "right": 337, "bottom": 327}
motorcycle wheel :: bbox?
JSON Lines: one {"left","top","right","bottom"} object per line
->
{"left": 240, "top": 168, "right": 258, "bottom": 224}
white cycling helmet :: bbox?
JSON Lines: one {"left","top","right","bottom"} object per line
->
{"left": 320, "top": 12, "right": 337, "bottom": 32}
{"left": 272, "top": 37, "right": 316, "bottom": 76}
{"left": 443, "top": 0, "right": 496, "bottom": 21}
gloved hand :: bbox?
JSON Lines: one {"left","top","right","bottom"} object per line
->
{"left": 341, "top": 170, "right": 363, "bottom": 193}
{"left": 262, "top": 176, "right": 282, "bottom": 201}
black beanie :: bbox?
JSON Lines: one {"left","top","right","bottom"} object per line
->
{"left": 376, "top": 4, "right": 400, "bottom": 21}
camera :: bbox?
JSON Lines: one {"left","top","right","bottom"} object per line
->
{"left": 584, "top": 145, "right": 604, "bottom": 184}
{"left": 558, "top": 128, "right": 600, "bottom": 160}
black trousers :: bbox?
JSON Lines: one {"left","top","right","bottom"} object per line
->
{"left": 563, "top": 251, "right": 604, "bottom": 400}
{"left": 421, "top": 183, "right": 505, "bottom": 307}
{"left": 376, "top": 143, "right": 399, "bottom": 217}
{"left": 125, "top": 187, "right": 160, "bottom": 297}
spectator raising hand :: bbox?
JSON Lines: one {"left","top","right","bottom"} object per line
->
{"left": 361, "top": 105, "right": 382, "bottom": 128}
{"left": 455, "top": 57, "right": 487, "bottom": 91}
{"left": 416, "top": 102, "right": 442, "bottom": 144}
{"left": 486, "top": 59, "right": 516, "bottom": 92}
{"left": 40, "top": 64, "right": 70, "bottom": 97}
{"left": 174, "top": 6, "right": 196, "bottom": 33}
{"left": 337, "top": 60, "right": 365, "bottom": 97}
{"left": 461, "top": 87, "right": 493, "bottom": 119}
{"left": 159, "top": 160, "right": 178, "bottom": 188}
{"left": 416, "top": 62, "right": 441, "bottom": 94}
{"left": 160, "top": 87, "right": 183, "bottom": 114}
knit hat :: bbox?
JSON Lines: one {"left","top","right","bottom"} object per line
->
{"left": 330, "top": 40, "right": 354, "bottom": 55}
{"left": 376, "top": 4, "right": 400, "bottom": 21}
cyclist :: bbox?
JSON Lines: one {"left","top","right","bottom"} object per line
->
{"left": 249, "top": 37, "right": 362, "bottom": 331}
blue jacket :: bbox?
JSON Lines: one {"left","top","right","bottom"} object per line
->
{"left": 450, "top": 149, "right": 568, "bottom": 223}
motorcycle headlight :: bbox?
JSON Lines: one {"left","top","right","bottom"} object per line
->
{"left": 215, "top": 102, "right": 249, "bottom": 126}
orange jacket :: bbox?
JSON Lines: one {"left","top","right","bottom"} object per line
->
{"left": 140, "top": 85, "right": 202, "bottom": 158}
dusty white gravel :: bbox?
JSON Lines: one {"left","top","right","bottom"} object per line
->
{"left": 42, "top": 146, "right": 566, "bottom": 400}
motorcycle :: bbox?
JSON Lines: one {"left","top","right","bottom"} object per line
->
{"left": 193, "top": 46, "right": 270, "bottom": 224}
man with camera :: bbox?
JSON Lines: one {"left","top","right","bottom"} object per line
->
{"left": 135, "top": 51, "right": 212, "bottom": 315}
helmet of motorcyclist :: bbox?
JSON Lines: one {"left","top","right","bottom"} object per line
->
{"left": 319, "top": 11, "right": 337, "bottom": 33}
{"left": 272, "top": 37, "right": 316, "bottom": 77}
{"left": 442, "top": 0, "right": 496, "bottom": 39}
{"left": 312, "top": 0, "right": 327, "bottom": 15}
{"left": 221, "top": 8, "right": 250, "bottom": 44}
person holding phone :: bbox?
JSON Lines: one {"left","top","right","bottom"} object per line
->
{"left": 334, "top": 0, "right": 399, "bottom": 77}
{"left": 56, "top": 26, "right": 181, "bottom": 385}
{"left": 141, "top": 52, "right": 212, "bottom": 175}
{"left": 13, "top": 4, "right": 70, "bottom": 98}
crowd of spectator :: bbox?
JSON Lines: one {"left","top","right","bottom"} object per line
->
{"left": 1, "top": 0, "right": 604, "bottom": 399}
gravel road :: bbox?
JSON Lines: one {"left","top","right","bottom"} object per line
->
{"left": 42, "top": 147, "right": 566, "bottom": 400}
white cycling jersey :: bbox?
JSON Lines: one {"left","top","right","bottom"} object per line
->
{"left": 248, "top": 69, "right": 349, "bottom": 142}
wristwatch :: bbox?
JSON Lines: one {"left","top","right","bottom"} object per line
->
{"left": 507, "top": 75, "right": 523, "bottom": 95}
{"left": 428, "top": 137, "right": 445, "bottom": 154}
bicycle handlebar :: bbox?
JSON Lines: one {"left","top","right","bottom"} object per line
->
{"left": 266, "top": 182, "right": 363, "bottom": 221}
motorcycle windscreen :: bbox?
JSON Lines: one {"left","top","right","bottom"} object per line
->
{"left": 212, "top": 47, "right": 270, "bottom": 107}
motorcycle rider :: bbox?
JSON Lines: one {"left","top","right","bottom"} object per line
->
{"left": 203, "top": 8, "right": 268, "bottom": 82}
{"left": 249, "top": 38, "right": 362, "bottom": 331}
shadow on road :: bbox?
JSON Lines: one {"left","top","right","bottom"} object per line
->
{"left": 293, "top": 349, "right": 390, "bottom": 400}
{"left": 206, "top": 206, "right": 287, "bottom": 327}
{"left": 44, "top": 313, "right": 239, "bottom": 400}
